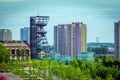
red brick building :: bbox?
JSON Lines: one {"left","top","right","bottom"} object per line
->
{"left": 0, "top": 40, "right": 30, "bottom": 60}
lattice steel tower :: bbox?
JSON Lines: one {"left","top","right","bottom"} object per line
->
{"left": 30, "top": 16, "right": 50, "bottom": 59}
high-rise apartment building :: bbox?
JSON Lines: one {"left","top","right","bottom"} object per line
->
{"left": 114, "top": 21, "right": 120, "bottom": 59}
{"left": 54, "top": 22, "right": 87, "bottom": 58}
{"left": 0, "top": 29, "right": 12, "bottom": 40}
{"left": 20, "top": 27, "right": 30, "bottom": 44}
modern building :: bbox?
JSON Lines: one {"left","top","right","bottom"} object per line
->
{"left": 46, "top": 52, "right": 73, "bottom": 62}
{"left": 0, "top": 40, "right": 30, "bottom": 60}
{"left": 54, "top": 22, "right": 87, "bottom": 58}
{"left": 60, "top": 55, "right": 73, "bottom": 63}
{"left": 30, "top": 16, "right": 49, "bottom": 59}
{"left": 20, "top": 27, "right": 30, "bottom": 44}
{"left": 47, "top": 53, "right": 61, "bottom": 61}
{"left": 0, "top": 29, "right": 12, "bottom": 40}
{"left": 114, "top": 21, "right": 120, "bottom": 59}
{"left": 77, "top": 52, "right": 94, "bottom": 61}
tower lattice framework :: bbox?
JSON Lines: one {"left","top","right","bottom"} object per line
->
{"left": 30, "top": 16, "right": 49, "bottom": 59}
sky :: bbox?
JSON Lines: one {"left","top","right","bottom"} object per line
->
{"left": 0, "top": 0, "right": 120, "bottom": 45}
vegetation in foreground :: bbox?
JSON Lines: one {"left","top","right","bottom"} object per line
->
{"left": 0, "top": 58, "right": 120, "bottom": 80}
{"left": 0, "top": 43, "right": 120, "bottom": 80}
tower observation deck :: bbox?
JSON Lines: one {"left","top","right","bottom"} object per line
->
{"left": 30, "top": 16, "right": 50, "bottom": 59}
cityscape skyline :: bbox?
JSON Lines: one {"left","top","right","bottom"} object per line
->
{"left": 0, "top": 0, "right": 120, "bottom": 45}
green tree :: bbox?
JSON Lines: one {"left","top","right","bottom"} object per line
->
{"left": 106, "top": 56, "right": 114, "bottom": 63}
{"left": 95, "top": 76, "right": 102, "bottom": 80}
{"left": 96, "top": 66, "right": 107, "bottom": 79}
{"left": 16, "top": 48, "right": 26, "bottom": 61}
{"left": 96, "top": 58, "right": 103, "bottom": 69}
{"left": 59, "top": 63, "right": 66, "bottom": 80}
{"left": 42, "top": 60, "right": 48, "bottom": 79}
{"left": 70, "top": 59, "right": 79, "bottom": 68}
{"left": 85, "top": 68, "right": 92, "bottom": 80}
{"left": 106, "top": 74, "right": 114, "bottom": 80}
{"left": 0, "top": 43, "right": 10, "bottom": 63}
{"left": 117, "top": 57, "right": 120, "bottom": 62}
{"left": 20, "top": 48, "right": 25, "bottom": 60}
{"left": 16, "top": 49, "right": 21, "bottom": 60}
{"left": 28, "top": 59, "right": 32, "bottom": 72}
{"left": 86, "top": 61, "right": 96, "bottom": 78}
{"left": 65, "top": 65, "right": 75, "bottom": 80}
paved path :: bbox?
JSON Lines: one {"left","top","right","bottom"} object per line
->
{"left": 4, "top": 72, "right": 23, "bottom": 80}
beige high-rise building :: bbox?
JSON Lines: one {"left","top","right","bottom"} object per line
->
{"left": 81, "top": 23, "right": 87, "bottom": 52}
{"left": 0, "top": 29, "right": 12, "bottom": 40}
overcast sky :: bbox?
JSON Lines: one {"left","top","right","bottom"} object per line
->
{"left": 0, "top": 0, "right": 120, "bottom": 45}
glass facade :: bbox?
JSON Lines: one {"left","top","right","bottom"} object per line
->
{"left": 77, "top": 52, "right": 94, "bottom": 61}
{"left": 20, "top": 27, "right": 30, "bottom": 44}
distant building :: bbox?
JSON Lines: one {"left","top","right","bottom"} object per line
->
{"left": 114, "top": 21, "right": 120, "bottom": 59}
{"left": 38, "top": 51, "right": 46, "bottom": 60}
{"left": 77, "top": 52, "right": 94, "bottom": 61}
{"left": 60, "top": 55, "right": 73, "bottom": 63}
{"left": 87, "top": 43, "right": 114, "bottom": 59}
{"left": 46, "top": 52, "right": 73, "bottom": 62}
{"left": 87, "top": 42, "right": 114, "bottom": 48}
{"left": 20, "top": 27, "right": 30, "bottom": 44}
{"left": 0, "top": 29, "right": 12, "bottom": 40}
{"left": 54, "top": 22, "right": 87, "bottom": 58}
{"left": 48, "top": 53, "right": 61, "bottom": 61}
{"left": 0, "top": 40, "right": 30, "bottom": 60}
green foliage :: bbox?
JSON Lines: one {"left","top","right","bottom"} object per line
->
{"left": 0, "top": 43, "right": 10, "bottom": 63}
{"left": 106, "top": 74, "right": 114, "bottom": 80}
{"left": 96, "top": 58, "right": 103, "bottom": 69}
{"left": 95, "top": 76, "right": 102, "bottom": 80}
{"left": 96, "top": 66, "right": 120, "bottom": 80}
{"left": 106, "top": 56, "right": 114, "bottom": 63}
{"left": 1, "top": 57, "right": 120, "bottom": 80}
{"left": 0, "top": 62, "right": 13, "bottom": 71}
{"left": 96, "top": 66, "right": 108, "bottom": 79}
{"left": 16, "top": 48, "right": 26, "bottom": 60}
{"left": 65, "top": 60, "right": 69, "bottom": 65}
{"left": 117, "top": 57, "right": 120, "bottom": 62}
{"left": 86, "top": 60, "right": 96, "bottom": 78}
{"left": 70, "top": 59, "right": 79, "bottom": 68}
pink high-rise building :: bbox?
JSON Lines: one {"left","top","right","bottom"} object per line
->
{"left": 114, "top": 21, "right": 120, "bottom": 59}
{"left": 54, "top": 22, "right": 87, "bottom": 58}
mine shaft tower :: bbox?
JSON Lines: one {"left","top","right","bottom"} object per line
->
{"left": 30, "top": 16, "right": 49, "bottom": 59}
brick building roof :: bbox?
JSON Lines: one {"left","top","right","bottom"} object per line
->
{"left": 0, "top": 40, "right": 30, "bottom": 49}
